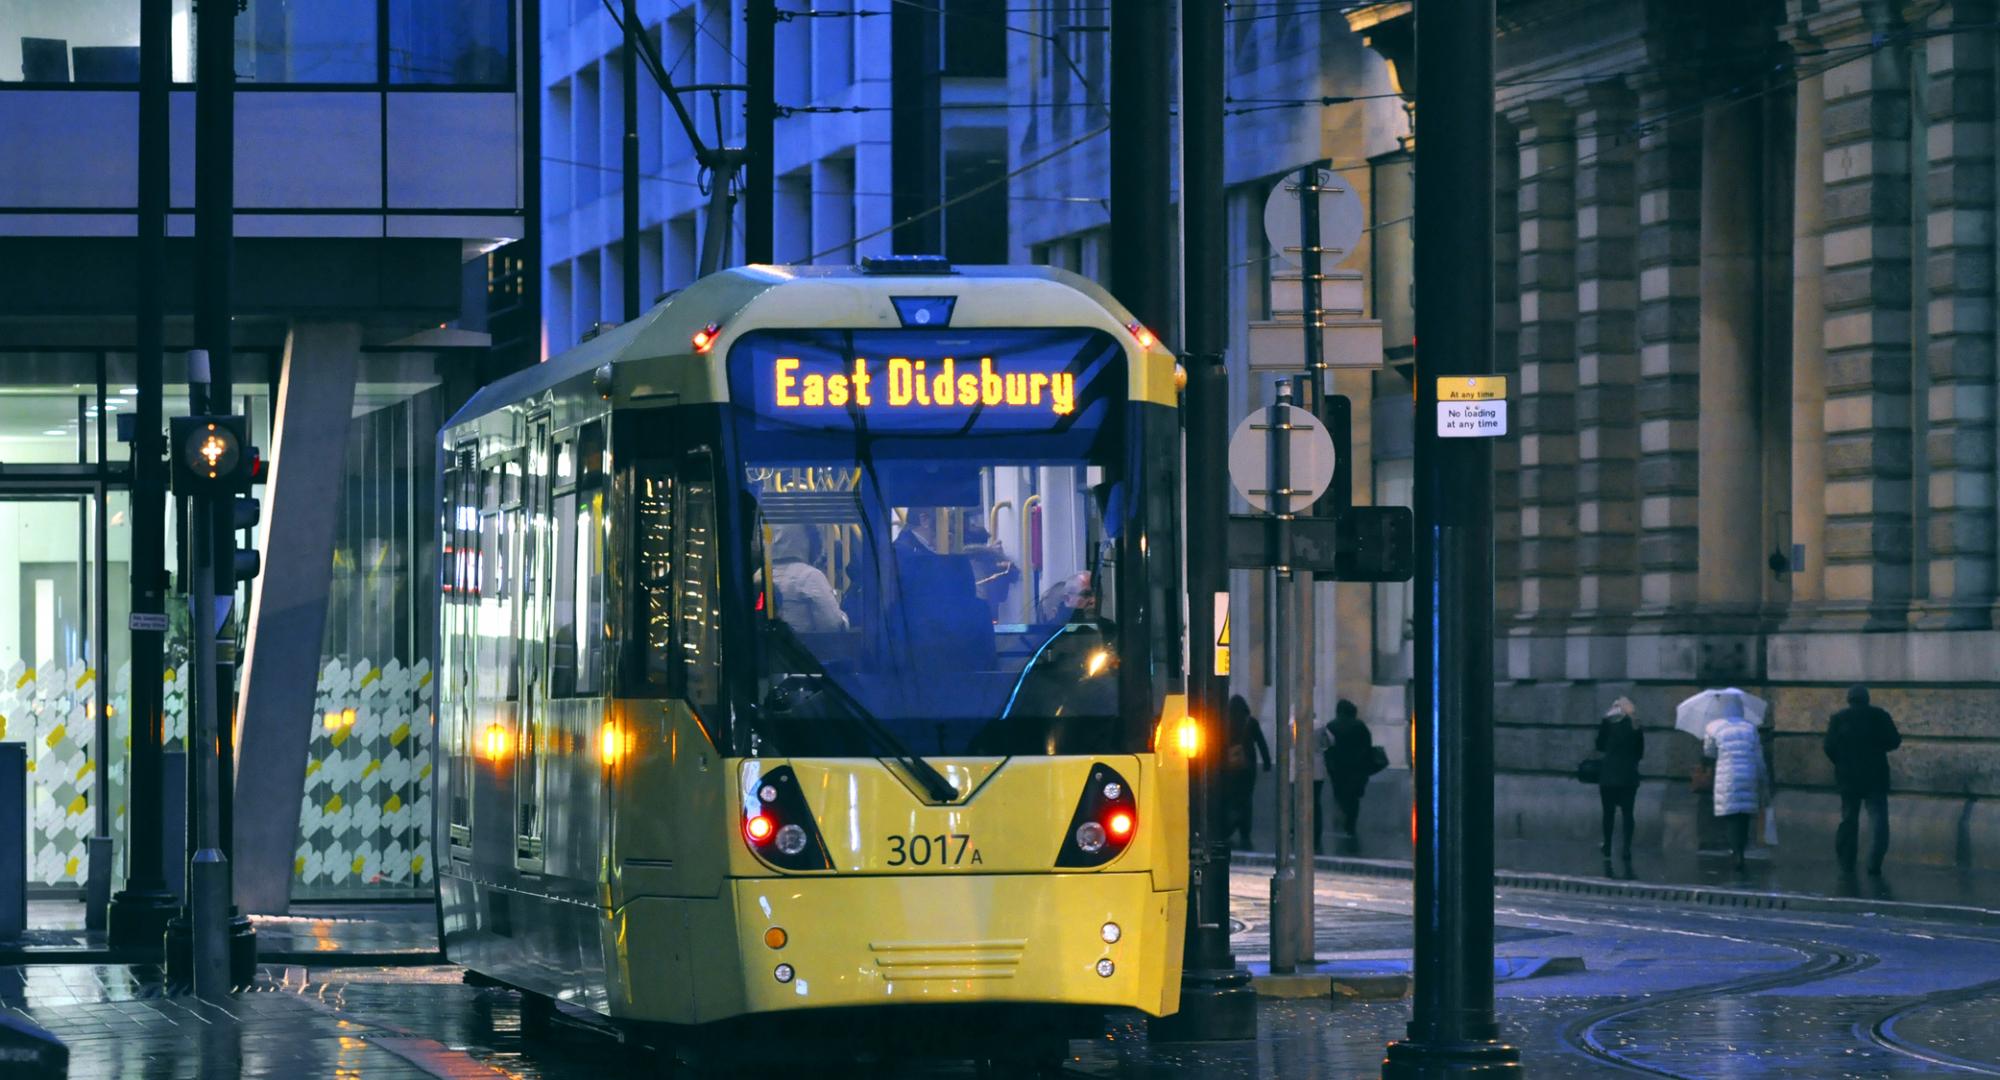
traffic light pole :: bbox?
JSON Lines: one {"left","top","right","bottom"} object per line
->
{"left": 1148, "top": 0, "right": 1256, "bottom": 1041}
{"left": 181, "top": 357, "right": 231, "bottom": 1002}
{"left": 108, "top": 0, "right": 179, "bottom": 954}
{"left": 1383, "top": 0, "right": 1519, "bottom": 1074}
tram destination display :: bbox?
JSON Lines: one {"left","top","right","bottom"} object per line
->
{"left": 730, "top": 327, "right": 1125, "bottom": 433}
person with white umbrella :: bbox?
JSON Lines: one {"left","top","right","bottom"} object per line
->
{"left": 1700, "top": 692, "right": 1767, "bottom": 869}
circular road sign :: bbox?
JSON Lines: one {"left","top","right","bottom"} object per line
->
{"left": 1262, "top": 167, "right": 1366, "bottom": 270}
{"left": 1228, "top": 404, "right": 1338, "bottom": 514}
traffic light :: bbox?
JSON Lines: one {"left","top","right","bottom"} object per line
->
{"left": 169, "top": 415, "right": 253, "bottom": 496}
{"left": 230, "top": 486, "right": 262, "bottom": 584}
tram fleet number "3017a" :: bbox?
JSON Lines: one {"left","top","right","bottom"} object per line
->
{"left": 884, "top": 834, "right": 982, "bottom": 866}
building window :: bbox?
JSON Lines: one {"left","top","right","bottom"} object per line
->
{"left": 3, "top": 0, "right": 141, "bottom": 83}
{"left": 942, "top": 0, "right": 1004, "bottom": 78}
{"left": 389, "top": 0, "right": 512, "bottom": 85}
{"left": 233, "top": 0, "right": 379, "bottom": 84}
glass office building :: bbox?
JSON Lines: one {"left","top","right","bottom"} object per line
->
{"left": 0, "top": 0, "right": 524, "bottom": 901}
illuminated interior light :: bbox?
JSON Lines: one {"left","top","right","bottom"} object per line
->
{"left": 692, "top": 322, "right": 721, "bottom": 353}
{"left": 1127, "top": 322, "right": 1157, "bottom": 349}
{"left": 1085, "top": 649, "right": 1110, "bottom": 677}
{"left": 746, "top": 814, "right": 775, "bottom": 843}
{"left": 764, "top": 927, "right": 788, "bottom": 950}
{"left": 479, "top": 722, "right": 511, "bottom": 761}
{"left": 1175, "top": 715, "right": 1203, "bottom": 759}
{"left": 1107, "top": 811, "right": 1133, "bottom": 840}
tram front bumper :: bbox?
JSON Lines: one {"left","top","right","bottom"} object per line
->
{"left": 615, "top": 873, "right": 1185, "bottom": 1024}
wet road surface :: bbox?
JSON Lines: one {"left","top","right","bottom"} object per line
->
{"left": 6, "top": 869, "right": 1999, "bottom": 1078}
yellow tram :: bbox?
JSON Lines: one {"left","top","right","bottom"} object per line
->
{"left": 432, "top": 259, "right": 1191, "bottom": 1064}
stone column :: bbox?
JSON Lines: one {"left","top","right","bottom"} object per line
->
{"left": 1634, "top": 81, "right": 1703, "bottom": 619}
{"left": 1568, "top": 81, "right": 1641, "bottom": 669}
{"left": 1817, "top": 9, "right": 1915, "bottom": 628}
{"left": 1789, "top": 58, "right": 1830, "bottom": 611}
{"left": 234, "top": 322, "right": 361, "bottom": 915}
{"left": 1508, "top": 101, "right": 1579, "bottom": 683}
{"left": 1920, "top": 1, "right": 1997, "bottom": 628}
{"left": 1696, "top": 95, "right": 1766, "bottom": 620}
{"left": 1493, "top": 115, "right": 1524, "bottom": 624}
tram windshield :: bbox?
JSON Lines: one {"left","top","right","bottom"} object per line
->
{"left": 725, "top": 327, "right": 1139, "bottom": 758}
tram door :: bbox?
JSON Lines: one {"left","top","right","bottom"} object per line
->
{"left": 516, "top": 416, "right": 553, "bottom": 869}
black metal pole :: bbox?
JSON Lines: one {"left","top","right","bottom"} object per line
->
{"left": 744, "top": 0, "right": 775, "bottom": 265}
{"left": 1149, "top": 0, "right": 1256, "bottom": 1041}
{"left": 1108, "top": 0, "right": 1171, "bottom": 340}
{"left": 890, "top": 0, "right": 942, "bottom": 254}
{"left": 622, "top": 0, "right": 642, "bottom": 318}
{"left": 523, "top": 0, "right": 543, "bottom": 365}
{"left": 109, "top": 0, "right": 178, "bottom": 953}
{"left": 1383, "top": 0, "right": 1519, "bottom": 1073}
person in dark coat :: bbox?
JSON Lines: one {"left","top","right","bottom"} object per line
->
{"left": 1594, "top": 697, "right": 1644, "bottom": 861}
{"left": 1824, "top": 684, "right": 1902, "bottom": 875}
{"left": 1322, "top": 699, "right": 1375, "bottom": 840}
{"left": 1223, "top": 695, "right": 1271, "bottom": 848}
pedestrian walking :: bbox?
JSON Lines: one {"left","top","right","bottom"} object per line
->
{"left": 1703, "top": 693, "right": 1766, "bottom": 869}
{"left": 1223, "top": 695, "right": 1271, "bottom": 848}
{"left": 1322, "top": 699, "right": 1380, "bottom": 842}
{"left": 1594, "top": 697, "right": 1644, "bottom": 861}
{"left": 1824, "top": 684, "right": 1902, "bottom": 876}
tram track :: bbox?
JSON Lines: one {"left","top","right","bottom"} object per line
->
{"left": 1860, "top": 976, "right": 2000, "bottom": 1076}
{"left": 1509, "top": 891, "right": 2000, "bottom": 1078}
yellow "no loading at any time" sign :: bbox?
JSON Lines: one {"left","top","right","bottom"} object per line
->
{"left": 1437, "top": 376, "right": 1508, "bottom": 437}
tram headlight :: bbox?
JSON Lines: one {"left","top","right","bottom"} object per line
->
{"left": 1095, "top": 958, "right": 1115, "bottom": 978}
{"left": 775, "top": 823, "right": 808, "bottom": 856}
{"left": 1075, "top": 821, "right": 1107, "bottom": 854}
{"left": 773, "top": 963, "right": 795, "bottom": 984}
{"left": 739, "top": 765, "right": 832, "bottom": 870}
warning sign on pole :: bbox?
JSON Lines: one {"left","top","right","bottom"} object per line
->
{"left": 1213, "top": 593, "right": 1231, "bottom": 676}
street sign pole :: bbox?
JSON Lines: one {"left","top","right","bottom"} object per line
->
{"left": 1291, "top": 161, "right": 1327, "bottom": 954}
{"left": 1383, "top": 0, "right": 1520, "bottom": 1073}
{"left": 1264, "top": 385, "right": 1302, "bottom": 972}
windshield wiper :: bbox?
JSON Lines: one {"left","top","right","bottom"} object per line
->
{"left": 761, "top": 620, "right": 960, "bottom": 804}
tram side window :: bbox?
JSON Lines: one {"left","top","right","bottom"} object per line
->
{"left": 679, "top": 453, "right": 722, "bottom": 713}
{"left": 551, "top": 487, "right": 579, "bottom": 695}
{"left": 574, "top": 421, "right": 607, "bottom": 694}
{"left": 481, "top": 455, "right": 519, "bottom": 701}
{"left": 633, "top": 468, "right": 676, "bottom": 693}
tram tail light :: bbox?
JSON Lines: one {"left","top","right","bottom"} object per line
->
{"left": 692, "top": 322, "right": 721, "bottom": 353}
{"left": 1055, "top": 763, "right": 1138, "bottom": 868}
{"left": 739, "top": 764, "right": 832, "bottom": 871}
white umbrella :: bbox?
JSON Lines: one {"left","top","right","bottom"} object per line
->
{"left": 1674, "top": 687, "right": 1768, "bottom": 738}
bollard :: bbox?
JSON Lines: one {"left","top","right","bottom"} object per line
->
{"left": 0, "top": 743, "right": 24, "bottom": 942}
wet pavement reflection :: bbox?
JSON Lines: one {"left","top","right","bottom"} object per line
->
{"left": 4, "top": 870, "right": 1999, "bottom": 1078}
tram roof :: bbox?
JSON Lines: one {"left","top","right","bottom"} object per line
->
{"left": 447, "top": 263, "right": 1168, "bottom": 434}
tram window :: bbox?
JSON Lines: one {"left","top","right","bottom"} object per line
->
{"left": 678, "top": 456, "right": 722, "bottom": 713}
{"left": 575, "top": 494, "right": 605, "bottom": 695}
{"left": 578, "top": 420, "right": 606, "bottom": 486}
{"left": 634, "top": 469, "right": 676, "bottom": 693}
{"left": 551, "top": 490, "right": 579, "bottom": 695}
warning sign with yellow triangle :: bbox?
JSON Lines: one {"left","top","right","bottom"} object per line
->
{"left": 1213, "top": 593, "right": 1231, "bottom": 677}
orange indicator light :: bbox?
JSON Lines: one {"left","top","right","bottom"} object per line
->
{"left": 479, "top": 722, "right": 511, "bottom": 761}
{"left": 764, "top": 927, "right": 788, "bottom": 950}
{"left": 1175, "top": 715, "right": 1202, "bottom": 759}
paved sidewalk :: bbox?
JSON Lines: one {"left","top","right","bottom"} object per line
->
{"left": 1234, "top": 788, "right": 2000, "bottom": 913}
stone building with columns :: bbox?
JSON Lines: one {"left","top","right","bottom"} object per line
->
{"left": 1350, "top": 0, "right": 2000, "bottom": 868}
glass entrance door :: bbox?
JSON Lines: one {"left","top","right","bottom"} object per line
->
{"left": 0, "top": 493, "right": 125, "bottom": 893}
